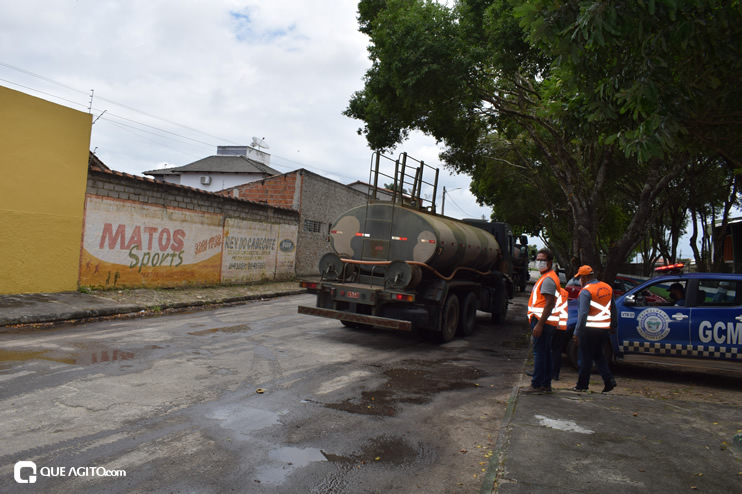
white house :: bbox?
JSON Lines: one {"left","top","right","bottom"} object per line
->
{"left": 144, "top": 145, "right": 279, "bottom": 192}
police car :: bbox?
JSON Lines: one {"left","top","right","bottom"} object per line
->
{"left": 566, "top": 272, "right": 742, "bottom": 371}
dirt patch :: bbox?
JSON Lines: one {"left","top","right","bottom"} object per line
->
{"left": 549, "top": 361, "right": 742, "bottom": 405}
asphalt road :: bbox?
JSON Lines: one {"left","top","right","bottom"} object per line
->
{"left": 0, "top": 292, "right": 531, "bottom": 493}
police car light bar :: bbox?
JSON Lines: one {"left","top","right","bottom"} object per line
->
{"left": 654, "top": 263, "right": 685, "bottom": 273}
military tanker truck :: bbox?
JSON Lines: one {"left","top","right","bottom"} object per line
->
{"left": 298, "top": 152, "right": 514, "bottom": 342}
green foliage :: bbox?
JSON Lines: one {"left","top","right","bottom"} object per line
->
{"left": 347, "top": 0, "right": 742, "bottom": 275}
{"left": 514, "top": 0, "right": 742, "bottom": 164}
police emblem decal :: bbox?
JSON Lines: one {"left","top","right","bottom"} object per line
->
{"left": 635, "top": 308, "right": 672, "bottom": 341}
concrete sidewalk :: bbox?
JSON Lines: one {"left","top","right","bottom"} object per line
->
{"left": 484, "top": 379, "right": 742, "bottom": 493}
{"left": 0, "top": 281, "right": 305, "bottom": 328}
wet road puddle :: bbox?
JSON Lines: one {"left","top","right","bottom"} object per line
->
{"left": 325, "top": 359, "right": 485, "bottom": 416}
{"left": 255, "top": 447, "right": 327, "bottom": 485}
{"left": 207, "top": 404, "right": 281, "bottom": 432}
{"left": 322, "top": 436, "right": 420, "bottom": 465}
{"left": 188, "top": 323, "right": 251, "bottom": 336}
{"left": 0, "top": 345, "right": 159, "bottom": 367}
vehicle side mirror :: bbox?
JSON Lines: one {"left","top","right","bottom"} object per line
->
{"left": 623, "top": 294, "right": 636, "bottom": 306}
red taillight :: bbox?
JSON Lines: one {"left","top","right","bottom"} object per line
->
{"left": 394, "top": 293, "right": 414, "bottom": 302}
{"left": 300, "top": 281, "right": 318, "bottom": 289}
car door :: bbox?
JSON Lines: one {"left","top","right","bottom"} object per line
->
{"left": 616, "top": 277, "right": 691, "bottom": 357}
{"left": 689, "top": 278, "right": 742, "bottom": 361}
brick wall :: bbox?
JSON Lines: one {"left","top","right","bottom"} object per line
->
{"left": 231, "top": 173, "right": 299, "bottom": 209}
{"left": 295, "top": 171, "right": 369, "bottom": 276}
{"left": 81, "top": 164, "right": 300, "bottom": 288}
{"left": 87, "top": 167, "right": 297, "bottom": 225}
{"left": 223, "top": 169, "right": 371, "bottom": 276}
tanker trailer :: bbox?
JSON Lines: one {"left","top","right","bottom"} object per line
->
{"left": 298, "top": 201, "right": 511, "bottom": 342}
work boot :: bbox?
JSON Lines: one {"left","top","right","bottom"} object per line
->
{"left": 521, "top": 386, "right": 543, "bottom": 395}
{"left": 602, "top": 380, "right": 617, "bottom": 393}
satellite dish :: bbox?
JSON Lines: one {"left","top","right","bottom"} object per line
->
{"left": 251, "top": 137, "right": 270, "bottom": 150}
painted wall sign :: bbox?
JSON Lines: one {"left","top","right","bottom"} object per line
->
{"left": 80, "top": 196, "right": 223, "bottom": 287}
{"left": 221, "top": 219, "right": 297, "bottom": 283}
{"left": 79, "top": 196, "right": 298, "bottom": 288}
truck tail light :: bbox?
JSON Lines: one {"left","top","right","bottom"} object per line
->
{"left": 300, "top": 281, "right": 319, "bottom": 289}
{"left": 394, "top": 293, "right": 415, "bottom": 302}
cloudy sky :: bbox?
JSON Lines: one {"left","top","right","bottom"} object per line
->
{"left": 1, "top": 0, "right": 491, "bottom": 221}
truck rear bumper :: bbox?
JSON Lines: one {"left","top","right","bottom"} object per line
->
{"left": 297, "top": 305, "right": 412, "bottom": 331}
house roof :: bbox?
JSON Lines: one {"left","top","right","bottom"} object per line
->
{"left": 143, "top": 155, "right": 279, "bottom": 177}
{"left": 87, "top": 152, "right": 296, "bottom": 214}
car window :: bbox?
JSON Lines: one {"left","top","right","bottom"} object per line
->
{"left": 631, "top": 279, "right": 681, "bottom": 307}
{"left": 694, "top": 279, "right": 740, "bottom": 307}
{"left": 622, "top": 278, "right": 639, "bottom": 289}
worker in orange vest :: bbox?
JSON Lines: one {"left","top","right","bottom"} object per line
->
{"left": 524, "top": 248, "right": 561, "bottom": 394}
{"left": 571, "top": 265, "right": 617, "bottom": 393}
{"left": 551, "top": 286, "right": 570, "bottom": 381}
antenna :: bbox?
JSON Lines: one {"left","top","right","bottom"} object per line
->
{"left": 251, "top": 136, "right": 270, "bottom": 150}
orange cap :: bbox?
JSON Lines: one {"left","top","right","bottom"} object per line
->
{"left": 574, "top": 265, "right": 594, "bottom": 278}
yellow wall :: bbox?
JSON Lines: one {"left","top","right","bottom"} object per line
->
{"left": 0, "top": 87, "right": 92, "bottom": 294}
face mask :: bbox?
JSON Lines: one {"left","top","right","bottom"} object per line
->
{"left": 536, "top": 260, "right": 548, "bottom": 271}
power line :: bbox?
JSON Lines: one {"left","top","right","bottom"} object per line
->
{"left": 0, "top": 60, "right": 234, "bottom": 146}
{"left": 445, "top": 195, "right": 474, "bottom": 218}
{"left": 0, "top": 61, "right": 381, "bottom": 183}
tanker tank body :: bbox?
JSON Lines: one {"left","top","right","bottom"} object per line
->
{"left": 299, "top": 201, "right": 511, "bottom": 343}
{"left": 330, "top": 202, "right": 501, "bottom": 275}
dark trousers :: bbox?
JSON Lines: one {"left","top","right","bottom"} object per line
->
{"left": 551, "top": 329, "right": 569, "bottom": 380}
{"left": 576, "top": 328, "right": 614, "bottom": 390}
{"left": 530, "top": 317, "right": 556, "bottom": 388}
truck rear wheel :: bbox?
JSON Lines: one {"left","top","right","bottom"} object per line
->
{"left": 458, "top": 292, "right": 477, "bottom": 337}
{"left": 491, "top": 296, "right": 508, "bottom": 324}
{"left": 439, "top": 294, "right": 459, "bottom": 343}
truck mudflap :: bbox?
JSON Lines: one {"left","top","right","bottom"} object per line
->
{"left": 297, "top": 305, "right": 412, "bottom": 331}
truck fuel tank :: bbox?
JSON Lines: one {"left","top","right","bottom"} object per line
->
{"left": 329, "top": 202, "right": 500, "bottom": 275}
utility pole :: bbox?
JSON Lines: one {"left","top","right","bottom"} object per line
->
{"left": 441, "top": 186, "right": 460, "bottom": 216}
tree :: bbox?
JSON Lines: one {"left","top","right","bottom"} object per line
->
{"left": 346, "top": 0, "right": 742, "bottom": 279}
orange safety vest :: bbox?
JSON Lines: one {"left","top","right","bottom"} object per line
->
{"left": 556, "top": 287, "right": 569, "bottom": 331}
{"left": 583, "top": 281, "right": 613, "bottom": 329}
{"left": 527, "top": 269, "right": 561, "bottom": 326}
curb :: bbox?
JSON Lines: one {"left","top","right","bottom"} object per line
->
{"left": 733, "top": 434, "right": 742, "bottom": 456}
{"left": 0, "top": 289, "right": 307, "bottom": 329}
{"left": 480, "top": 384, "right": 520, "bottom": 494}
{"left": 0, "top": 304, "right": 144, "bottom": 327}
